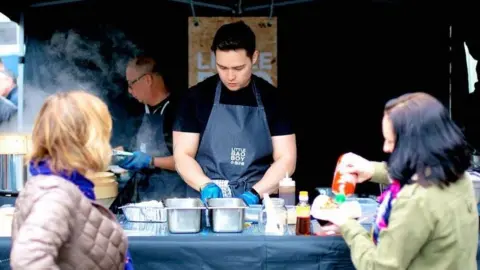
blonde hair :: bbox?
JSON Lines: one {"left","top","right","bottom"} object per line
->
{"left": 28, "top": 90, "right": 113, "bottom": 175}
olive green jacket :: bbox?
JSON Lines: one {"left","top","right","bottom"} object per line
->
{"left": 339, "top": 162, "right": 479, "bottom": 270}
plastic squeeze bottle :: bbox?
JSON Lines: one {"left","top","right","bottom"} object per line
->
{"left": 331, "top": 154, "right": 357, "bottom": 203}
{"left": 295, "top": 191, "right": 311, "bottom": 235}
{"left": 279, "top": 172, "right": 296, "bottom": 206}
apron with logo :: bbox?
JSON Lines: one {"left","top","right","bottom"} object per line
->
{"left": 194, "top": 80, "right": 274, "bottom": 198}
{"left": 133, "top": 101, "right": 190, "bottom": 201}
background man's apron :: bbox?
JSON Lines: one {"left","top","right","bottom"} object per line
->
{"left": 131, "top": 101, "right": 189, "bottom": 201}
{"left": 193, "top": 80, "right": 274, "bottom": 198}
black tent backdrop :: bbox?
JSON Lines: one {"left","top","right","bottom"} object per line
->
{"left": 0, "top": 1, "right": 462, "bottom": 197}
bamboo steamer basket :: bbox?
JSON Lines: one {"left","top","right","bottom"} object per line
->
{"left": 85, "top": 171, "right": 118, "bottom": 208}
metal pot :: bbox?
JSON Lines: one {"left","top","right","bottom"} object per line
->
{"left": 0, "top": 134, "right": 31, "bottom": 192}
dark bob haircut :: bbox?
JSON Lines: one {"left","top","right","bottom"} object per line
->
{"left": 385, "top": 92, "right": 471, "bottom": 187}
{"left": 210, "top": 21, "right": 256, "bottom": 58}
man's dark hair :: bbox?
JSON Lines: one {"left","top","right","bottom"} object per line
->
{"left": 385, "top": 92, "right": 471, "bottom": 188}
{"left": 211, "top": 21, "right": 256, "bottom": 58}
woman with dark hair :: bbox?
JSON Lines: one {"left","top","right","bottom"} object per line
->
{"left": 318, "top": 92, "right": 478, "bottom": 269}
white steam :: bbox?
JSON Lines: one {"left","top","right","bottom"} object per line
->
{"left": 0, "top": 27, "right": 143, "bottom": 134}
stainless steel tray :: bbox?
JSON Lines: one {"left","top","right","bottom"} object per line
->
{"left": 120, "top": 203, "right": 167, "bottom": 223}
{"left": 207, "top": 198, "right": 248, "bottom": 233}
{"left": 165, "top": 198, "right": 206, "bottom": 233}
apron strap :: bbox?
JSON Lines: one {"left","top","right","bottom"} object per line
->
{"left": 160, "top": 100, "right": 170, "bottom": 115}
{"left": 214, "top": 81, "right": 222, "bottom": 105}
{"left": 144, "top": 100, "right": 171, "bottom": 115}
{"left": 251, "top": 80, "right": 265, "bottom": 108}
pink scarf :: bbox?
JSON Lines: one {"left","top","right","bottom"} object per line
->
{"left": 372, "top": 180, "right": 401, "bottom": 245}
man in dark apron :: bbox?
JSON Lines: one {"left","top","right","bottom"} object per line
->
{"left": 173, "top": 21, "right": 297, "bottom": 205}
{"left": 116, "top": 56, "right": 190, "bottom": 202}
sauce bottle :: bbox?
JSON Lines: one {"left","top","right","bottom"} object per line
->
{"left": 331, "top": 155, "right": 356, "bottom": 203}
{"left": 295, "top": 191, "right": 311, "bottom": 235}
{"left": 279, "top": 172, "right": 296, "bottom": 205}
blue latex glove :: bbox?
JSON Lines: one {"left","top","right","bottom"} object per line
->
{"left": 118, "top": 151, "right": 152, "bottom": 171}
{"left": 200, "top": 182, "right": 223, "bottom": 203}
{"left": 240, "top": 190, "right": 260, "bottom": 206}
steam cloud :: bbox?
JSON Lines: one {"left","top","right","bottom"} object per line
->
{"left": 39, "top": 27, "right": 142, "bottom": 96}
{"left": 0, "top": 26, "right": 144, "bottom": 140}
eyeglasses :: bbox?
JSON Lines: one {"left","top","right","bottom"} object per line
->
{"left": 127, "top": 73, "right": 148, "bottom": 89}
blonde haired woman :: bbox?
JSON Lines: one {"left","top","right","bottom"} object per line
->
{"left": 10, "top": 91, "right": 134, "bottom": 270}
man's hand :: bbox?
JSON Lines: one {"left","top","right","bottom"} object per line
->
{"left": 200, "top": 182, "right": 223, "bottom": 203}
{"left": 118, "top": 151, "right": 152, "bottom": 171}
{"left": 239, "top": 190, "right": 260, "bottom": 205}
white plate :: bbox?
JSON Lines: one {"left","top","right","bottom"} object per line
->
{"left": 310, "top": 200, "right": 362, "bottom": 220}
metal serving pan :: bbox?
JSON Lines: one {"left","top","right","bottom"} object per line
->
{"left": 165, "top": 198, "right": 206, "bottom": 233}
{"left": 207, "top": 198, "right": 248, "bottom": 233}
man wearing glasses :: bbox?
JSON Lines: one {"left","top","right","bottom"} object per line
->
{"left": 116, "top": 56, "right": 190, "bottom": 201}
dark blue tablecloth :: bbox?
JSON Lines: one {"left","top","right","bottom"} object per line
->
{"left": 0, "top": 235, "right": 354, "bottom": 270}
{"left": 0, "top": 235, "right": 479, "bottom": 269}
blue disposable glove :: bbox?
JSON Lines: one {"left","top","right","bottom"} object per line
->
{"left": 118, "top": 151, "right": 152, "bottom": 171}
{"left": 200, "top": 182, "right": 223, "bottom": 203}
{"left": 240, "top": 190, "right": 260, "bottom": 206}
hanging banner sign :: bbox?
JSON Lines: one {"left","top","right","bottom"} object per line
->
{"left": 188, "top": 17, "right": 277, "bottom": 87}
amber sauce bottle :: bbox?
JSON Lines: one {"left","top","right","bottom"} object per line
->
{"left": 295, "top": 191, "right": 311, "bottom": 235}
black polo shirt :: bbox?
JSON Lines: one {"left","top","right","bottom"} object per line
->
{"left": 173, "top": 74, "right": 294, "bottom": 137}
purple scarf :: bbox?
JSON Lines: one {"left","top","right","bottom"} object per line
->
{"left": 372, "top": 179, "right": 401, "bottom": 245}
{"left": 29, "top": 160, "right": 134, "bottom": 270}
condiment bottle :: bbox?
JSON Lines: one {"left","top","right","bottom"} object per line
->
{"left": 279, "top": 172, "right": 296, "bottom": 206}
{"left": 331, "top": 154, "right": 356, "bottom": 203}
{"left": 295, "top": 191, "right": 311, "bottom": 235}
{"left": 259, "top": 197, "right": 288, "bottom": 235}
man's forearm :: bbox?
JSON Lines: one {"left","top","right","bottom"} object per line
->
{"left": 153, "top": 156, "right": 175, "bottom": 171}
{"left": 175, "top": 154, "right": 211, "bottom": 191}
{"left": 253, "top": 156, "right": 296, "bottom": 197}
